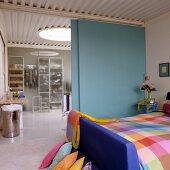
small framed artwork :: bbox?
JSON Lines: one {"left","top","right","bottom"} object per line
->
{"left": 159, "top": 63, "right": 169, "bottom": 77}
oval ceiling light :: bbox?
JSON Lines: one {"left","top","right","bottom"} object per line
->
{"left": 30, "top": 50, "right": 59, "bottom": 56}
{"left": 39, "top": 28, "right": 71, "bottom": 41}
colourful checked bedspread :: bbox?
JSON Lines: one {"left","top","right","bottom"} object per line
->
{"left": 102, "top": 112, "right": 170, "bottom": 170}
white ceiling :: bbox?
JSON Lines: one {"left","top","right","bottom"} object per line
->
{"left": 0, "top": 0, "right": 170, "bottom": 49}
{"left": 0, "top": 10, "right": 71, "bottom": 49}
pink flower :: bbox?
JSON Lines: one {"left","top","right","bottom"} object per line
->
{"left": 141, "top": 82, "right": 156, "bottom": 92}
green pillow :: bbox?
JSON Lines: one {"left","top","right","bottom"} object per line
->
{"left": 48, "top": 142, "right": 72, "bottom": 170}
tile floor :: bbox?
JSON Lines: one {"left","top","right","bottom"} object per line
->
{"left": 0, "top": 110, "right": 67, "bottom": 170}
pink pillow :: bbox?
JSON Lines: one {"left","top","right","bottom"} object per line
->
{"left": 39, "top": 140, "right": 66, "bottom": 169}
{"left": 163, "top": 101, "right": 170, "bottom": 113}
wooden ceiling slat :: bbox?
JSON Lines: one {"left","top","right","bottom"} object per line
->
{"left": 31, "top": 15, "right": 48, "bottom": 44}
{"left": 89, "top": 0, "right": 109, "bottom": 16}
{"left": 29, "top": 0, "right": 34, "bottom": 7}
{"left": 9, "top": 11, "right": 13, "bottom": 43}
{"left": 103, "top": 0, "right": 126, "bottom": 17}
{"left": 124, "top": 0, "right": 158, "bottom": 20}
{"left": 18, "top": 11, "right": 25, "bottom": 44}
{"left": 13, "top": 11, "right": 18, "bottom": 43}
{"left": 20, "top": 0, "right": 25, "bottom": 6}
{"left": 109, "top": 0, "right": 138, "bottom": 18}
{"left": 12, "top": 0, "right": 17, "bottom": 5}
{"left": 1, "top": 0, "right": 170, "bottom": 49}
{"left": 0, "top": 11, "right": 7, "bottom": 41}
{"left": 138, "top": 4, "right": 170, "bottom": 21}
{"left": 44, "top": 0, "right": 50, "bottom": 9}
{"left": 93, "top": 0, "right": 115, "bottom": 16}
{"left": 117, "top": 0, "right": 142, "bottom": 19}
{"left": 78, "top": 0, "right": 99, "bottom": 14}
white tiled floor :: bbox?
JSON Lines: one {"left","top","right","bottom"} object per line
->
{"left": 0, "top": 110, "right": 67, "bottom": 170}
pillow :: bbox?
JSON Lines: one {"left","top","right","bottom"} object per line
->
{"left": 39, "top": 140, "right": 65, "bottom": 169}
{"left": 82, "top": 162, "right": 92, "bottom": 170}
{"left": 157, "top": 100, "right": 168, "bottom": 111}
{"left": 163, "top": 101, "right": 170, "bottom": 113}
{"left": 53, "top": 151, "right": 78, "bottom": 170}
{"left": 48, "top": 142, "right": 72, "bottom": 170}
{"left": 69, "top": 157, "right": 85, "bottom": 170}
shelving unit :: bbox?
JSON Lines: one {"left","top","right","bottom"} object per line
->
{"left": 9, "top": 74, "right": 23, "bottom": 77}
{"left": 50, "top": 58, "right": 63, "bottom": 110}
{"left": 9, "top": 81, "right": 23, "bottom": 84}
{"left": 38, "top": 58, "right": 50, "bottom": 111}
{"left": 38, "top": 57, "right": 63, "bottom": 110}
{"left": 8, "top": 57, "right": 24, "bottom": 92}
{"left": 9, "top": 68, "right": 23, "bottom": 71}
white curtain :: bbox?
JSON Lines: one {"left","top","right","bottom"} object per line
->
{"left": 0, "top": 35, "right": 5, "bottom": 97}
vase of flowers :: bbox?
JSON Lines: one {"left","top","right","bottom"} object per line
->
{"left": 141, "top": 82, "right": 156, "bottom": 103}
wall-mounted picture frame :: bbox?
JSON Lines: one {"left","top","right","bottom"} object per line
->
{"left": 159, "top": 63, "right": 169, "bottom": 77}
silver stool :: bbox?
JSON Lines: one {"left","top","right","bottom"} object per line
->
{"left": 2, "top": 109, "right": 20, "bottom": 138}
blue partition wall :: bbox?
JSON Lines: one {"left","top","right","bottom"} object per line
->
{"left": 71, "top": 20, "right": 146, "bottom": 118}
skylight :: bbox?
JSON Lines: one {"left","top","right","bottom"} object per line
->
{"left": 39, "top": 28, "right": 71, "bottom": 41}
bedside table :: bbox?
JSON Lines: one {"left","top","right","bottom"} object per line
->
{"left": 138, "top": 102, "right": 158, "bottom": 113}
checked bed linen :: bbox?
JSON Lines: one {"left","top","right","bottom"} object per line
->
{"left": 102, "top": 112, "right": 170, "bottom": 170}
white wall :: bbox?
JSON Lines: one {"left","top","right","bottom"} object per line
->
{"left": 146, "top": 11, "right": 170, "bottom": 101}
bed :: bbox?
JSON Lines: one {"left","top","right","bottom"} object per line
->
{"left": 78, "top": 112, "right": 170, "bottom": 170}
{"left": 79, "top": 116, "right": 139, "bottom": 170}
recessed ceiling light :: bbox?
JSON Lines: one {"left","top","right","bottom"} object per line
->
{"left": 30, "top": 51, "right": 59, "bottom": 56}
{"left": 39, "top": 28, "right": 71, "bottom": 41}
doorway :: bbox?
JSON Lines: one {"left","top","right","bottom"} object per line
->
{"left": 8, "top": 47, "right": 71, "bottom": 112}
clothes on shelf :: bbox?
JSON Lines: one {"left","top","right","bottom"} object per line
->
{"left": 24, "top": 65, "right": 38, "bottom": 88}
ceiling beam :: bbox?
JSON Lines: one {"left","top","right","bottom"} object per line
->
{"left": 0, "top": 2, "right": 144, "bottom": 27}
{"left": 7, "top": 43, "right": 71, "bottom": 50}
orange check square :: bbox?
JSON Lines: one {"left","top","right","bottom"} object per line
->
{"left": 138, "top": 138, "right": 156, "bottom": 147}
{"left": 134, "top": 141, "right": 145, "bottom": 150}
{"left": 130, "top": 134, "right": 145, "bottom": 140}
